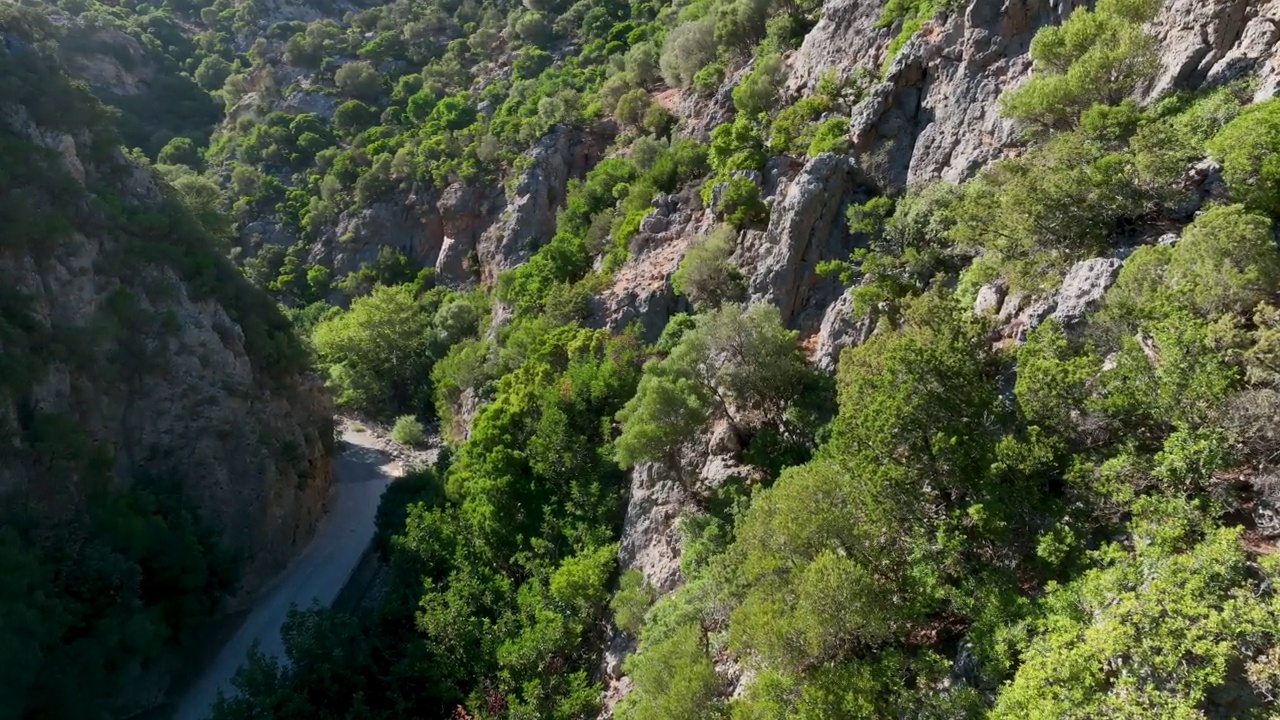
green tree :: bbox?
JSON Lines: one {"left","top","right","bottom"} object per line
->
{"left": 611, "top": 569, "right": 656, "bottom": 636}
{"left": 1167, "top": 204, "right": 1280, "bottom": 318}
{"left": 333, "top": 100, "right": 377, "bottom": 134}
{"left": 514, "top": 11, "right": 553, "bottom": 47}
{"left": 616, "top": 303, "right": 814, "bottom": 469}
{"left": 616, "top": 623, "right": 724, "bottom": 720}
{"left": 659, "top": 19, "right": 716, "bottom": 88}
{"left": 194, "top": 55, "right": 233, "bottom": 90}
{"left": 391, "top": 414, "right": 427, "bottom": 445}
{"left": 1207, "top": 98, "right": 1280, "bottom": 216}
{"left": 732, "top": 54, "right": 785, "bottom": 118}
{"left": 672, "top": 225, "right": 746, "bottom": 310}
{"left": 312, "top": 283, "right": 440, "bottom": 416}
{"left": 999, "top": 0, "right": 1162, "bottom": 130}
{"left": 157, "top": 135, "right": 201, "bottom": 167}
{"left": 714, "top": 176, "right": 768, "bottom": 226}
{"left": 992, "top": 498, "right": 1279, "bottom": 720}
{"left": 172, "top": 174, "right": 232, "bottom": 241}
{"left": 335, "top": 60, "right": 383, "bottom": 100}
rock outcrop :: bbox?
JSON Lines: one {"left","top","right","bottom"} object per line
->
{"left": 791, "top": 0, "right": 1280, "bottom": 191}
{"left": 738, "top": 152, "right": 868, "bottom": 332}
{"left": 293, "top": 123, "right": 614, "bottom": 292}
{"left": 476, "top": 124, "right": 615, "bottom": 283}
{"left": 0, "top": 103, "right": 333, "bottom": 601}
{"left": 812, "top": 288, "right": 877, "bottom": 371}
{"left": 592, "top": 190, "right": 711, "bottom": 341}
{"left": 978, "top": 255, "right": 1125, "bottom": 341}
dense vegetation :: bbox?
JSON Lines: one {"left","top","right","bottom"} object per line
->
{"left": 0, "top": 9, "right": 302, "bottom": 720}
{"left": 10, "top": 0, "right": 1280, "bottom": 716}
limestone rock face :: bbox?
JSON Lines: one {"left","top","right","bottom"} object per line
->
{"left": 791, "top": 0, "right": 1280, "bottom": 191}
{"left": 58, "top": 26, "right": 154, "bottom": 97}
{"left": 813, "top": 288, "right": 876, "bottom": 372}
{"left": 617, "top": 462, "right": 691, "bottom": 596}
{"left": 476, "top": 123, "right": 614, "bottom": 283}
{"left": 291, "top": 124, "right": 612, "bottom": 294}
{"left": 0, "top": 106, "right": 333, "bottom": 604}
{"left": 592, "top": 190, "right": 710, "bottom": 342}
{"left": 1147, "top": 0, "right": 1280, "bottom": 101}
{"left": 738, "top": 152, "right": 866, "bottom": 331}
{"left": 324, "top": 198, "right": 442, "bottom": 278}
{"left": 1052, "top": 257, "right": 1124, "bottom": 327}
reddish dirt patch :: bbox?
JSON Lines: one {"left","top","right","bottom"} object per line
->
{"left": 654, "top": 87, "right": 682, "bottom": 112}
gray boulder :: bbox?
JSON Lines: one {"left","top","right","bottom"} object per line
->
{"left": 1052, "top": 257, "right": 1123, "bottom": 327}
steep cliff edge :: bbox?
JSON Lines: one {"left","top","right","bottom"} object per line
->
{"left": 788, "top": 0, "right": 1280, "bottom": 190}
{"left": 0, "top": 13, "right": 332, "bottom": 718}
{"left": 595, "top": 0, "right": 1280, "bottom": 715}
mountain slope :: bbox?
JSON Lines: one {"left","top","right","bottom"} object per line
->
{"left": 0, "top": 9, "right": 332, "bottom": 718}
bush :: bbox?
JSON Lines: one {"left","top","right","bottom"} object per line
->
{"left": 615, "top": 88, "right": 654, "bottom": 128}
{"left": 672, "top": 225, "right": 746, "bottom": 309}
{"left": 714, "top": 177, "right": 768, "bottom": 226}
{"left": 998, "top": 0, "right": 1161, "bottom": 130}
{"left": 770, "top": 96, "right": 830, "bottom": 153}
{"left": 625, "top": 41, "right": 660, "bottom": 86}
{"left": 806, "top": 118, "right": 850, "bottom": 156}
{"left": 1168, "top": 204, "right": 1280, "bottom": 317}
{"left": 611, "top": 569, "right": 656, "bottom": 635}
{"left": 157, "top": 136, "right": 200, "bottom": 167}
{"left": 333, "top": 100, "right": 377, "bottom": 134}
{"left": 692, "top": 61, "right": 725, "bottom": 95}
{"left": 513, "top": 11, "right": 553, "bottom": 46}
{"left": 1207, "top": 98, "right": 1280, "bottom": 216}
{"left": 731, "top": 54, "right": 785, "bottom": 117}
{"left": 513, "top": 47, "right": 553, "bottom": 80}
{"left": 391, "top": 415, "right": 427, "bottom": 445}
{"left": 194, "top": 55, "right": 233, "bottom": 91}
{"left": 659, "top": 19, "right": 716, "bottom": 88}
{"left": 335, "top": 60, "right": 382, "bottom": 100}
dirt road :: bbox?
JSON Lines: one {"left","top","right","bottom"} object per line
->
{"left": 171, "top": 428, "right": 399, "bottom": 720}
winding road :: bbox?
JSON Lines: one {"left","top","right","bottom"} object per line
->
{"left": 171, "top": 428, "right": 399, "bottom": 720}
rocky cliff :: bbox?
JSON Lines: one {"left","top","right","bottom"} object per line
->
{"left": 0, "top": 28, "right": 333, "bottom": 602}
{"left": 591, "top": 0, "right": 1280, "bottom": 713}
{"left": 789, "top": 0, "right": 1280, "bottom": 190}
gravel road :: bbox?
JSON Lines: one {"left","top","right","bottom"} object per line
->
{"left": 171, "top": 428, "right": 399, "bottom": 720}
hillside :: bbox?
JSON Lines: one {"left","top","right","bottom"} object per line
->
{"left": 9, "top": 0, "right": 1280, "bottom": 717}
{"left": 0, "top": 9, "right": 332, "bottom": 719}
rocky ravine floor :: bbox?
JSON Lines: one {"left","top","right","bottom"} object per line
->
{"left": 171, "top": 426, "right": 404, "bottom": 720}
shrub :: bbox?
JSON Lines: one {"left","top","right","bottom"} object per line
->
{"left": 615, "top": 88, "right": 654, "bottom": 128}
{"left": 999, "top": 0, "right": 1162, "bottom": 130}
{"left": 513, "top": 11, "right": 553, "bottom": 46}
{"left": 692, "top": 61, "right": 725, "bottom": 95}
{"left": 659, "top": 19, "right": 716, "bottom": 88}
{"left": 731, "top": 54, "right": 785, "bottom": 117}
{"left": 157, "top": 136, "right": 200, "bottom": 167}
{"left": 672, "top": 225, "right": 746, "bottom": 309}
{"left": 335, "top": 60, "right": 382, "bottom": 100}
{"left": 1167, "top": 204, "right": 1280, "bottom": 317}
{"left": 770, "top": 95, "right": 830, "bottom": 153}
{"left": 333, "top": 100, "right": 377, "bottom": 134}
{"left": 806, "top": 118, "right": 850, "bottom": 156}
{"left": 714, "top": 0, "right": 771, "bottom": 52}
{"left": 709, "top": 117, "right": 767, "bottom": 174}
{"left": 194, "top": 55, "right": 233, "bottom": 91}
{"left": 391, "top": 415, "right": 427, "bottom": 446}
{"left": 992, "top": 498, "right": 1275, "bottom": 719}
{"left": 513, "top": 47, "right": 553, "bottom": 80}
{"left": 1207, "top": 98, "right": 1280, "bottom": 216}
{"left": 610, "top": 569, "right": 656, "bottom": 635}
{"left": 625, "top": 41, "right": 661, "bottom": 86}
{"left": 715, "top": 176, "right": 768, "bottom": 226}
